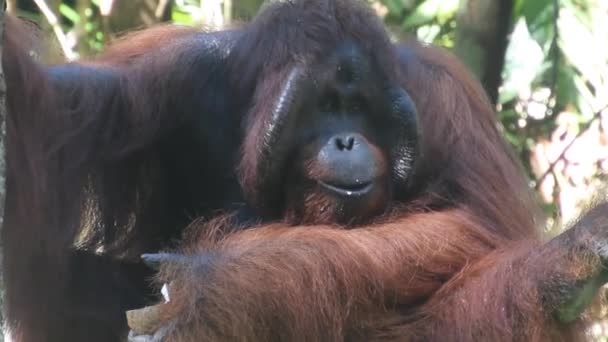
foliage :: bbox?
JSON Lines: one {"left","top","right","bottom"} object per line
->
{"left": 378, "top": 0, "right": 608, "bottom": 231}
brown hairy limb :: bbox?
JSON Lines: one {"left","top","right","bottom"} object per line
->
{"left": 149, "top": 210, "right": 501, "bottom": 341}
{"left": 3, "top": 15, "right": 232, "bottom": 341}
{"left": 135, "top": 204, "right": 608, "bottom": 342}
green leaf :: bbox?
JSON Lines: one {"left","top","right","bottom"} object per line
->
{"left": 515, "top": 0, "right": 552, "bottom": 27}
{"left": 402, "top": 0, "right": 442, "bottom": 30}
{"left": 434, "top": 0, "right": 458, "bottom": 22}
{"left": 558, "top": 7, "right": 607, "bottom": 100}
{"left": 500, "top": 19, "right": 544, "bottom": 104}
{"left": 384, "top": 0, "right": 404, "bottom": 15}
{"left": 172, "top": 10, "right": 196, "bottom": 26}
{"left": 555, "top": 66, "right": 578, "bottom": 112}
{"left": 59, "top": 4, "right": 80, "bottom": 24}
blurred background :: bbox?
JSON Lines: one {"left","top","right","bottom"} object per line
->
{"left": 5, "top": 0, "right": 608, "bottom": 340}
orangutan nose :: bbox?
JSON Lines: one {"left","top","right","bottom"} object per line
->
{"left": 334, "top": 135, "right": 355, "bottom": 151}
{"left": 317, "top": 133, "right": 378, "bottom": 196}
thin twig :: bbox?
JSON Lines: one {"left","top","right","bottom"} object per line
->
{"left": 544, "top": 0, "right": 560, "bottom": 119}
{"left": 32, "top": 0, "right": 77, "bottom": 60}
{"left": 535, "top": 105, "right": 608, "bottom": 191}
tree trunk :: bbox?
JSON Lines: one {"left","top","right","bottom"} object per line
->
{"left": 454, "top": 0, "right": 513, "bottom": 104}
{"left": 6, "top": 0, "right": 14, "bottom": 13}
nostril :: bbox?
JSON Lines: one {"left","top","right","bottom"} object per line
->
{"left": 346, "top": 136, "right": 354, "bottom": 150}
{"left": 335, "top": 137, "right": 345, "bottom": 150}
{"left": 335, "top": 136, "right": 356, "bottom": 151}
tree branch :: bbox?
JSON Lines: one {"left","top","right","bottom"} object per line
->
{"left": 32, "top": 0, "right": 76, "bottom": 60}
{"left": 535, "top": 106, "right": 608, "bottom": 191}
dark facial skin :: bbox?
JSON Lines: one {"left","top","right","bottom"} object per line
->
{"left": 283, "top": 112, "right": 391, "bottom": 224}
{"left": 257, "top": 43, "right": 420, "bottom": 225}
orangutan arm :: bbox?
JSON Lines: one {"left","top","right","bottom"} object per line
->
{"left": 130, "top": 204, "right": 608, "bottom": 342}
{"left": 132, "top": 210, "right": 500, "bottom": 341}
{"left": 409, "top": 202, "right": 608, "bottom": 342}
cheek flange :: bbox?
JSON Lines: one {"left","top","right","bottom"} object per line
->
{"left": 242, "top": 65, "right": 312, "bottom": 217}
{"left": 386, "top": 86, "right": 420, "bottom": 192}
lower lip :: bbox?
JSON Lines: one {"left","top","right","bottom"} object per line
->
{"left": 317, "top": 180, "right": 374, "bottom": 197}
